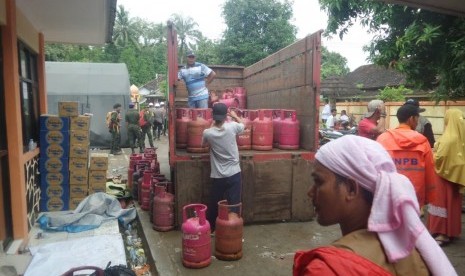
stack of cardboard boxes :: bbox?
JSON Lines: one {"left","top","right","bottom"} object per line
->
{"left": 40, "top": 101, "right": 110, "bottom": 210}
{"left": 69, "top": 114, "right": 92, "bottom": 209}
{"left": 88, "top": 153, "right": 109, "bottom": 194}
{"left": 39, "top": 115, "right": 70, "bottom": 211}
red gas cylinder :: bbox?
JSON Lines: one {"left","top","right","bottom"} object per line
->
{"left": 272, "top": 109, "right": 283, "bottom": 148}
{"left": 232, "top": 87, "right": 247, "bottom": 109}
{"left": 187, "top": 109, "right": 210, "bottom": 153}
{"left": 149, "top": 174, "right": 166, "bottom": 223}
{"left": 215, "top": 200, "right": 243, "bottom": 261}
{"left": 279, "top": 110, "right": 300, "bottom": 150}
{"left": 252, "top": 109, "right": 273, "bottom": 151}
{"left": 176, "top": 108, "right": 191, "bottom": 149}
{"left": 132, "top": 161, "right": 150, "bottom": 201}
{"left": 182, "top": 204, "right": 211, "bottom": 268}
{"left": 128, "top": 154, "right": 143, "bottom": 190}
{"left": 219, "top": 90, "right": 239, "bottom": 109}
{"left": 140, "top": 169, "right": 154, "bottom": 210}
{"left": 144, "top": 147, "right": 157, "bottom": 155}
{"left": 236, "top": 110, "right": 252, "bottom": 150}
{"left": 152, "top": 182, "right": 175, "bottom": 232}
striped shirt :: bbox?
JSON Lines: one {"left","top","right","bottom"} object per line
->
{"left": 178, "top": 62, "right": 212, "bottom": 101}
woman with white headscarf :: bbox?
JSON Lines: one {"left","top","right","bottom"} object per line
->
{"left": 293, "top": 135, "right": 456, "bottom": 276}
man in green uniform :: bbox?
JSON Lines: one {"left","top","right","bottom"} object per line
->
{"left": 109, "top": 103, "right": 122, "bottom": 155}
{"left": 140, "top": 104, "right": 154, "bottom": 148}
{"left": 126, "top": 102, "right": 144, "bottom": 154}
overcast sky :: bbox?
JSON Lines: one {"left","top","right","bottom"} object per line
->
{"left": 118, "top": 0, "right": 373, "bottom": 71}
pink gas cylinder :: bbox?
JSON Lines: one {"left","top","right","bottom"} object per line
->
{"left": 215, "top": 200, "right": 243, "bottom": 261}
{"left": 236, "top": 110, "right": 252, "bottom": 150}
{"left": 232, "top": 87, "right": 247, "bottom": 109}
{"left": 272, "top": 109, "right": 283, "bottom": 148}
{"left": 140, "top": 169, "right": 154, "bottom": 210}
{"left": 128, "top": 154, "right": 143, "bottom": 190}
{"left": 279, "top": 110, "right": 300, "bottom": 150}
{"left": 144, "top": 147, "right": 157, "bottom": 155}
{"left": 176, "top": 108, "right": 191, "bottom": 149}
{"left": 132, "top": 161, "right": 150, "bottom": 201}
{"left": 219, "top": 90, "right": 239, "bottom": 108}
{"left": 182, "top": 204, "right": 211, "bottom": 268}
{"left": 252, "top": 109, "right": 273, "bottom": 151}
{"left": 152, "top": 182, "right": 175, "bottom": 232}
{"left": 187, "top": 109, "right": 210, "bottom": 153}
{"left": 149, "top": 174, "right": 167, "bottom": 222}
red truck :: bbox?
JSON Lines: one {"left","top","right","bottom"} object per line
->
{"left": 166, "top": 22, "right": 322, "bottom": 225}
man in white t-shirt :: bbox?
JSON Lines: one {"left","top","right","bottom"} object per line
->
{"left": 326, "top": 108, "right": 337, "bottom": 129}
{"left": 321, "top": 99, "right": 331, "bottom": 124}
{"left": 202, "top": 103, "right": 244, "bottom": 232}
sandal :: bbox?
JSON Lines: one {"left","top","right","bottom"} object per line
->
{"left": 434, "top": 235, "right": 451, "bottom": 247}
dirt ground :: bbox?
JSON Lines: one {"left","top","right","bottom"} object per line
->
{"left": 104, "top": 135, "right": 465, "bottom": 276}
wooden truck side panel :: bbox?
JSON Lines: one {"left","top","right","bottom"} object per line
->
{"left": 167, "top": 23, "right": 320, "bottom": 226}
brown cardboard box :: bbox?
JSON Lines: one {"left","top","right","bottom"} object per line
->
{"left": 69, "top": 170, "right": 88, "bottom": 185}
{"left": 70, "top": 143, "right": 90, "bottom": 159}
{"left": 70, "top": 130, "right": 90, "bottom": 144}
{"left": 69, "top": 197, "right": 85, "bottom": 210}
{"left": 69, "top": 158, "right": 89, "bottom": 171}
{"left": 88, "top": 170, "right": 107, "bottom": 185}
{"left": 89, "top": 153, "right": 109, "bottom": 170}
{"left": 70, "top": 115, "right": 91, "bottom": 131}
{"left": 70, "top": 184, "right": 88, "bottom": 198}
{"left": 58, "top": 101, "right": 79, "bottom": 117}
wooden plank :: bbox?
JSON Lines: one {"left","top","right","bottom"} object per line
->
{"left": 175, "top": 160, "right": 210, "bottom": 226}
{"left": 252, "top": 161, "right": 292, "bottom": 221}
{"left": 240, "top": 158, "right": 255, "bottom": 223}
{"left": 291, "top": 158, "right": 314, "bottom": 221}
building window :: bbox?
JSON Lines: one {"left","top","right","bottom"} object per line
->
{"left": 18, "top": 42, "right": 39, "bottom": 152}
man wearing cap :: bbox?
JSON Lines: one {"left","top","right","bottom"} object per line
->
{"left": 202, "top": 103, "right": 244, "bottom": 232}
{"left": 376, "top": 103, "right": 438, "bottom": 210}
{"left": 152, "top": 103, "right": 165, "bottom": 140}
{"left": 358, "top": 99, "right": 387, "bottom": 140}
{"left": 405, "top": 99, "right": 435, "bottom": 147}
{"left": 125, "top": 102, "right": 144, "bottom": 154}
{"left": 178, "top": 50, "right": 216, "bottom": 108}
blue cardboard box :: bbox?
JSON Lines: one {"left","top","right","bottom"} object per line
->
{"left": 39, "top": 157, "right": 69, "bottom": 174}
{"left": 39, "top": 115, "right": 70, "bottom": 131}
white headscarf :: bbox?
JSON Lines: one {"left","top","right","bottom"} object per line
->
{"left": 315, "top": 135, "right": 456, "bottom": 276}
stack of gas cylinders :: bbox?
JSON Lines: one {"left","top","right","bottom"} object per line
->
{"left": 181, "top": 201, "right": 243, "bottom": 268}
{"left": 128, "top": 148, "right": 175, "bottom": 232}
{"left": 210, "top": 87, "right": 247, "bottom": 109}
{"left": 176, "top": 106, "right": 301, "bottom": 151}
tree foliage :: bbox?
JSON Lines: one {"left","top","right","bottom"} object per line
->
{"left": 321, "top": 46, "right": 350, "bottom": 79}
{"left": 45, "top": 5, "right": 167, "bottom": 87}
{"left": 218, "top": 0, "right": 297, "bottom": 66}
{"left": 170, "top": 14, "right": 202, "bottom": 64}
{"left": 319, "top": 0, "right": 465, "bottom": 100}
{"left": 377, "top": 85, "right": 413, "bottom": 102}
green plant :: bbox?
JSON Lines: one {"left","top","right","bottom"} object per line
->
{"left": 377, "top": 85, "right": 413, "bottom": 101}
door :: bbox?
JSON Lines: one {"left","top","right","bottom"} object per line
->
{"left": 0, "top": 31, "right": 13, "bottom": 250}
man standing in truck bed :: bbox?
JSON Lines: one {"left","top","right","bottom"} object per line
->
{"left": 178, "top": 50, "right": 216, "bottom": 108}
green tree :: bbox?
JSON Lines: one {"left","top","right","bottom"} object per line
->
{"left": 319, "top": 0, "right": 465, "bottom": 100}
{"left": 113, "top": 5, "right": 140, "bottom": 48}
{"left": 170, "top": 14, "right": 202, "bottom": 64}
{"left": 219, "top": 0, "right": 297, "bottom": 66}
{"left": 321, "top": 47, "right": 350, "bottom": 79}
